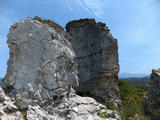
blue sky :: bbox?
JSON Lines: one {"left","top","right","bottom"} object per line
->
{"left": 0, "top": 0, "right": 160, "bottom": 77}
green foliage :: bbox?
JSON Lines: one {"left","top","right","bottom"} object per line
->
{"left": 118, "top": 80, "right": 147, "bottom": 120}
{"left": 103, "top": 102, "right": 119, "bottom": 111}
{"left": 97, "top": 112, "right": 110, "bottom": 118}
{"left": 21, "top": 110, "right": 27, "bottom": 119}
{"left": 77, "top": 79, "right": 151, "bottom": 120}
{"left": 136, "top": 86, "right": 147, "bottom": 96}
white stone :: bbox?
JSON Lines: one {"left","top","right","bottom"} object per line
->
{"left": 24, "top": 83, "right": 34, "bottom": 92}
{"left": 72, "top": 107, "right": 79, "bottom": 112}
{"left": 0, "top": 87, "right": 5, "bottom": 102}
{"left": 88, "top": 115, "right": 94, "bottom": 120}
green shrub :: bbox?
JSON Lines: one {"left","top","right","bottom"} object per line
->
{"left": 77, "top": 80, "right": 150, "bottom": 119}
{"left": 118, "top": 80, "right": 147, "bottom": 120}
{"left": 97, "top": 112, "right": 110, "bottom": 118}
{"left": 102, "top": 102, "right": 119, "bottom": 111}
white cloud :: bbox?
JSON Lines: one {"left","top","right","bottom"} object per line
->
{"left": 67, "top": 0, "right": 109, "bottom": 18}
{"left": 84, "top": 0, "right": 107, "bottom": 18}
{"left": 75, "top": 0, "right": 92, "bottom": 14}
{"left": 67, "top": 3, "right": 74, "bottom": 12}
{"left": 0, "top": 16, "right": 12, "bottom": 28}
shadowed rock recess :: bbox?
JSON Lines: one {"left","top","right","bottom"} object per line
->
{"left": 145, "top": 69, "right": 160, "bottom": 120}
{"left": 66, "top": 19, "right": 120, "bottom": 104}
{"left": 0, "top": 17, "right": 120, "bottom": 120}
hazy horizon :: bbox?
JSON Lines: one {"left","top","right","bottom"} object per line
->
{"left": 0, "top": 0, "right": 160, "bottom": 77}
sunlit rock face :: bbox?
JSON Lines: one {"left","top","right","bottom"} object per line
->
{"left": 66, "top": 19, "right": 120, "bottom": 104}
{"left": 145, "top": 69, "right": 160, "bottom": 120}
{"left": 3, "top": 17, "right": 78, "bottom": 97}
{"left": 0, "top": 17, "right": 121, "bottom": 120}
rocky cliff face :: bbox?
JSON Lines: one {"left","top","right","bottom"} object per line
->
{"left": 66, "top": 19, "right": 120, "bottom": 105}
{"left": 0, "top": 17, "right": 120, "bottom": 120}
{"left": 145, "top": 69, "right": 160, "bottom": 120}
{"left": 4, "top": 16, "right": 79, "bottom": 100}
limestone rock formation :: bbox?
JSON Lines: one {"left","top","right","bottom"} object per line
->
{"left": 4, "top": 16, "right": 78, "bottom": 99}
{"left": 145, "top": 69, "right": 160, "bottom": 120}
{"left": 0, "top": 85, "right": 120, "bottom": 120}
{"left": 1, "top": 17, "right": 121, "bottom": 120}
{"left": 66, "top": 19, "right": 120, "bottom": 105}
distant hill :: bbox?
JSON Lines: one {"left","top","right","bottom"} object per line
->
{"left": 120, "top": 76, "right": 149, "bottom": 87}
{"left": 119, "top": 73, "right": 149, "bottom": 78}
{"left": 0, "top": 78, "right": 2, "bottom": 82}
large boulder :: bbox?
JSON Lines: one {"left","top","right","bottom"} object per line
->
{"left": 3, "top": 17, "right": 78, "bottom": 99}
{"left": 66, "top": 19, "right": 120, "bottom": 105}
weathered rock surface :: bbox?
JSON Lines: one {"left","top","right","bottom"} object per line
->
{"left": 1, "top": 17, "right": 120, "bottom": 120}
{"left": 145, "top": 69, "right": 160, "bottom": 120}
{"left": 66, "top": 19, "right": 120, "bottom": 105}
{"left": 3, "top": 16, "right": 78, "bottom": 99}
{"left": 0, "top": 85, "right": 120, "bottom": 120}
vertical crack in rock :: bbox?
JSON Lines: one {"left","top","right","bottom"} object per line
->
{"left": 66, "top": 19, "right": 120, "bottom": 105}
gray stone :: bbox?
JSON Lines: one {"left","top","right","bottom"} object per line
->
{"left": 3, "top": 17, "right": 78, "bottom": 100}
{"left": 27, "top": 105, "right": 58, "bottom": 120}
{"left": 3, "top": 102, "right": 17, "bottom": 114}
{"left": 145, "top": 69, "right": 160, "bottom": 119}
{"left": 41, "top": 88, "right": 50, "bottom": 100}
{"left": 57, "top": 81, "right": 64, "bottom": 88}
{"left": 0, "top": 87, "right": 5, "bottom": 102}
{"left": 24, "top": 83, "right": 34, "bottom": 92}
{"left": 1, "top": 17, "right": 121, "bottom": 120}
{"left": 37, "top": 84, "right": 43, "bottom": 91}
{"left": 33, "top": 90, "right": 43, "bottom": 101}
{"left": 15, "top": 98, "right": 32, "bottom": 110}
{"left": 70, "top": 95, "right": 96, "bottom": 105}
{"left": 56, "top": 88, "right": 67, "bottom": 97}
{"left": 16, "top": 92, "right": 29, "bottom": 99}
{"left": 66, "top": 19, "right": 120, "bottom": 104}
{"left": 70, "top": 111, "right": 78, "bottom": 119}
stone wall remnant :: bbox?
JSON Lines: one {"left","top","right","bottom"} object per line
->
{"left": 3, "top": 16, "right": 78, "bottom": 99}
{"left": 66, "top": 19, "right": 120, "bottom": 104}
